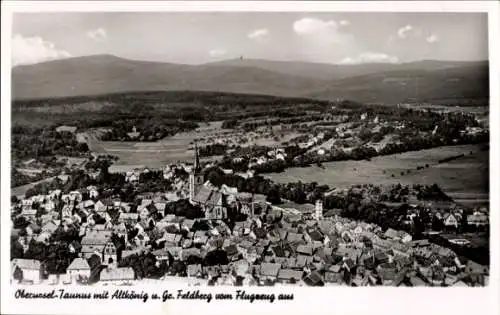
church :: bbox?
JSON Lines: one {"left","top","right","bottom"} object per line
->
{"left": 188, "top": 142, "right": 260, "bottom": 220}
{"left": 188, "top": 142, "right": 229, "bottom": 220}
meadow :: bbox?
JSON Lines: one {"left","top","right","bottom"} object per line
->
{"left": 265, "top": 144, "right": 489, "bottom": 207}
{"left": 82, "top": 123, "right": 228, "bottom": 167}
{"left": 81, "top": 119, "right": 307, "bottom": 167}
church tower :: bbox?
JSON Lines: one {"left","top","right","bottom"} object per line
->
{"left": 189, "top": 141, "right": 204, "bottom": 203}
{"left": 314, "top": 199, "right": 323, "bottom": 221}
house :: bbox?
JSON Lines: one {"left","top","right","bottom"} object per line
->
{"left": 187, "top": 264, "right": 202, "bottom": 278}
{"left": 259, "top": 263, "right": 281, "bottom": 281}
{"left": 162, "top": 233, "right": 183, "bottom": 246}
{"left": 133, "top": 233, "right": 150, "bottom": 248}
{"left": 286, "top": 232, "right": 304, "bottom": 243}
{"left": 443, "top": 213, "right": 459, "bottom": 228}
{"left": 126, "top": 173, "right": 139, "bottom": 183}
{"left": 43, "top": 201, "right": 56, "bottom": 212}
{"left": 374, "top": 250, "right": 389, "bottom": 265}
{"left": 342, "top": 258, "right": 356, "bottom": 272}
{"left": 56, "top": 125, "right": 77, "bottom": 133}
{"left": 79, "top": 200, "right": 95, "bottom": 211}
{"left": 41, "top": 220, "right": 60, "bottom": 234}
{"left": 11, "top": 259, "right": 42, "bottom": 284}
{"left": 26, "top": 223, "right": 41, "bottom": 236}
{"left": 465, "top": 260, "right": 489, "bottom": 276}
{"left": 80, "top": 236, "right": 111, "bottom": 260}
{"left": 180, "top": 248, "right": 202, "bottom": 261}
{"left": 307, "top": 229, "right": 324, "bottom": 242}
{"left": 452, "top": 280, "right": 469, "bottom": 287}
{"left": 392, "top": 243, "right": 412, "bottom": 258}
{"left": 324, "top": 271, "right": 343, "bottom": 284}
{"left": 67, "top": 257, "right": 91, "bottom": 283}
{"left": 296, "top": 255, "right": 314, "bottom": 268}
{"left": 181, "top": 219, "right": 195, "bottom": 231}
{"left": 224, "top": 244, "right": 240, "bottom": 261}
{"left": 36, "top": 232, "right": 51, "bottom": 244}
{"left": 118, "top": 212, "right": 139, "bottom": 224}
{"left": 410, "top": 239, "right": 430, "bottom": 248}
{"left": 384, "top": 228, "right": 412, "bottom": 243}
{"left": 49, "top": 189, "right": 62, "bottom": 200}
{"left": 94, "top": 201, "right": 109, "bottom": 215}
{"left": 303, "top": 270, "right": 324, "bottom": 286}
{"left": 151, "top": 248, "right": 171, "bottom": 261}
{"left": 377, "top": 263, "right": 397, "bottom": 285}
{"left": 88, "top": 186, "right": 99, "bottom": 198}
{"left": 99, "top": 267, "right": 135, "bottom": 285}
{"left": 193, "top": 231, "right": 209, "bottom": 245}
{"left": 134, "top": 221, "right": 149, "bottom": 235}
{"left": 61, "top": 204, "right": 74, "bottom": 219}
{"left": 409, "top": 275, "right": 427, "bottom": 286}
{"left": 69, "top": 191, "right": 83, "bottom": 203}
{"left": 20, "top": 209, "right": 37, "bottom": 221}
{"left": 167, "top": 247, "right": 183, "bottom": 260}
{"left": 467, "top": 214, "right": 488, "bottom": 227}
{"left": 154, "top": 202, "right": 167, "bottom": 214}
{"left": 296, "top": 244, "right": 313, "bottom": 256}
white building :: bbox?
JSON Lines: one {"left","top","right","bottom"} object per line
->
{"left": 99, "top": 267, "right": 135, "bottom": 285}
{"left": 66, "top": 257, "right": 91, "bottom": 284}
{"left": 11, "top": 259, "right": 42, "bottom": 284}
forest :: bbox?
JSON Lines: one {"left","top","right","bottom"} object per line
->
{"left": 12, "top": 127, "right": 89, "bottom": 160}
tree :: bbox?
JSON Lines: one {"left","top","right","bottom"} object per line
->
{"left": 266, "top": 186, "right": 282, "bottom": 204}
{"left": 192, "top": 220, "right": 211, "bottom": 231}
{"left": 25, "top": 188, "right": 37, "bottom": 199}
{"left": 459, "top": 213, "right": 469, "bottom": 233}
{"left": 13, "top": 216, "right": 30, "bottom": 229}
{"left": 431, "top": 216, "right": 445, "bottom": 231}
{"left": 11, "top": 236, "right": 24, "bottom": 259}
{"left": 203, "top": 249, "right": 229, "bottom": 266}
{"left": 13, "top": 266, "right": 23, "bottom": 282}
{"left": 412, "top": 216, "right": 425, "bottom": 240}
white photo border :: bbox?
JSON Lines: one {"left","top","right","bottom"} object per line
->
{"left": 1, "top": 2, "right": 499, "bottom": 315}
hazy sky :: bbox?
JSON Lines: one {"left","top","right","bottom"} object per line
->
{"left": 12, "top": 12, "right": 488, "bottom": 66}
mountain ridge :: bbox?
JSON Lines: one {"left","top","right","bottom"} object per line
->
{"left": 12, "top": 54, "right": 489, "bottom": 105}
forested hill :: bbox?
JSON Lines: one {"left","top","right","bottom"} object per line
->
{"left": 12, "top": 55, "right": 489, "bottom": 106}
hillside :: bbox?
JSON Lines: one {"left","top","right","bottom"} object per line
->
{"left": 12, "top": 55, "right": 326, "bottom": 100}
{"left": 11, "top": 54, "right": 489, "bottom": 105}
{"left": 308, "top": 62, "right": 489, "bottom": 105}
{"left": 205, "top": 58, "right": 483, "bottom": 81}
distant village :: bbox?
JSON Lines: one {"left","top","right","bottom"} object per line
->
{"left": 11, "top": 145, "right": 489, "bottom": 287}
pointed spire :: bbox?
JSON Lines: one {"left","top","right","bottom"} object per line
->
{"left": 194, "top": 140, "right": 200, "bottom": 172}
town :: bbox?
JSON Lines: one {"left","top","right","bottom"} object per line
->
{"left": 10, "top": 137, "right": 489, "bottom": 287}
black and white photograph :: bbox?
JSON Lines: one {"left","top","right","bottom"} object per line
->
{"left": 1, "top": 2, "right": 499, "bottom": 315}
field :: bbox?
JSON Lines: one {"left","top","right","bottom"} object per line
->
{"left": 265, "top": 144, "right": 489, "bottom": 207}
{"left": 84, "top": 132, "right": 199, "bottom": 167}
{"left": 81, "top": 122, "right": 232, "bottom": 167}
{"left": 12, "top": 176, "right": 57, "bottom": 198}
{"left": 80, "top": 120, "right": 310, "bottom": 167}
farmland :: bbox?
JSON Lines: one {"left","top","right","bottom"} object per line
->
{"left": 265, "top": 144, "right": 489, "bottom": 207}
{"left": 79, "top": 118, "right": 307, "bottom": 167}
{"left": 82, "top": 129, "right": 208, "bottom": 167}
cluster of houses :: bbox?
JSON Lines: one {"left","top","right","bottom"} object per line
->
{"left": 11, "top": 181, "right": 489, "bottom": 287}
{"left": 11, "top": 146, "right": 489, "bottom": 287}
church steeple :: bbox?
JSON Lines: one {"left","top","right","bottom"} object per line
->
{"left": 189, "top": 140, "right": 204, "bottom": 203}
{"left": 194, "top": 141, "right": 201, "bottom": 172}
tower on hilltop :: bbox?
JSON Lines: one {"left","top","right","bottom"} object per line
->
{"left": 189, "top": 141, "right": 204, "bottom": 203}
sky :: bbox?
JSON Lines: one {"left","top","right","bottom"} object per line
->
{"left": 11, "top": 12, "right": 488, "bottom": 66}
